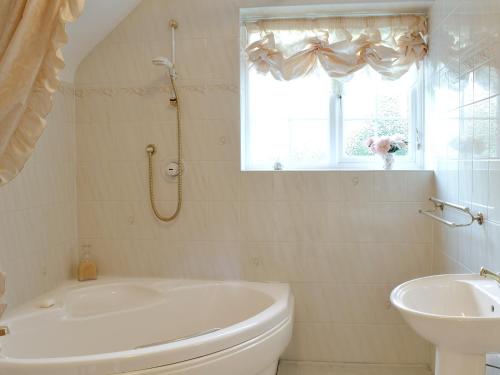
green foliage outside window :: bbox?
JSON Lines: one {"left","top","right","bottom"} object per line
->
{"left": 344, "top": 94, "right": 409, "bottom": 156}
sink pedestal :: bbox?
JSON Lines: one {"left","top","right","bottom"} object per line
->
{"left": 436, "top": 349, "right": 485, "bottom": 375}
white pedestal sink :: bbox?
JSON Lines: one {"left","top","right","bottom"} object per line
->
{"left": 391, "top": 274, "right": 500, "bottom": 375}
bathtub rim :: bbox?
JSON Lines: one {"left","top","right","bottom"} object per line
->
{"left": 0, "top": 278, "right": 294, "bottom": 375}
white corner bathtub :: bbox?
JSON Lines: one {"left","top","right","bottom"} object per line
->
{"left": 0, "top": 278, "right": 294, "bottom": 375}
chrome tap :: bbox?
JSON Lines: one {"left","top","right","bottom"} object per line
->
{"left": 0, "top": 326, "right": 9, "bottom": 336}
{"left": 480, "top": 267, "right": 500, "bottom": 284}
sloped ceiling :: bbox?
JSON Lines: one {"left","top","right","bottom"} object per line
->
{"left": 61, "top": 0, "right": 142, "bottom": 82}
{"left": 61, "top": 0, "right": 433, "bottom": 82}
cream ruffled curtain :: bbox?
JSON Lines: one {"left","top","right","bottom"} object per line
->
{"left": 0, "top": 0, "right": 84, "bottom": 186}
{"left": 245, "top": 15, "right": 428, "bottom": 81}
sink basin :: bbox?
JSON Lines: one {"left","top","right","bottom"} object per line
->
{"left": 391, "top": 274, "right": 500, "bottom": 375}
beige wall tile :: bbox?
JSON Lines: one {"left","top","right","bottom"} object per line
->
{"left": 0, "top": 84, "right": 78, "bottom": 308}
{"left": 428, "top": 0, "right": 500, "bottom": 276}
{"left": 73, "top": 0, "right": 436, "bottom": 366}
{"left": 278, "top": 361, "right": 432, "bottom": 375}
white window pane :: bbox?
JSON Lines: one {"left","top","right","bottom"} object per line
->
{"left": 246, "top": 67, "right": 332, "bottom": 169}
{"left": 341, "top": 66, "right": 417, "bottom": 158}
{"left": 288, "top": 119, "right": 331, "bottom": 168}
{"left": 343, "top": 120, "right": 375, "bottom": 156}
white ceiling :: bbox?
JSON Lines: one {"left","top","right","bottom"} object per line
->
{"left": 61, "top": 0, "right": 142, "bottom": 82}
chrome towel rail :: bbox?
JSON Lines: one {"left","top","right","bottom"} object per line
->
{"left": 419, "top": 197, "right": 484, "bottom": 227}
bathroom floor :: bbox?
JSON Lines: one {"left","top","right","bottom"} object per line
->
{"left": 278, "top": 361, "right": 432, "bottom": 375}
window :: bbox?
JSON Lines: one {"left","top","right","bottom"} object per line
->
{"left": 240, "top": 15, "right": 427, "bottom": 171}
{"left": 244, "top": 63, "right": 333, "bottom": 170}
{"left": 340, "top": 65, "right": 422, "bottom": 163}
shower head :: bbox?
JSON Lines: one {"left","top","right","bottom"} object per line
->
{"left": 152, "top": 56, "right": 174, "bottom": 70}
{"left": 152, "top": 56, "right": 178, "bottom": 100}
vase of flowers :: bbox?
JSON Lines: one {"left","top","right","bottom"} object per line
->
{"left": 366, "top": 135, "right": 408, "bottom": 170}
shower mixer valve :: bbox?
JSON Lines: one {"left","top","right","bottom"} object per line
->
{"left": 164, "top": 161, "right": 180, "bottom": 178}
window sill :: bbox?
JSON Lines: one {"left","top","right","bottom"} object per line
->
{"left": 242, "top": 162, "right": 430, "bottom": 172}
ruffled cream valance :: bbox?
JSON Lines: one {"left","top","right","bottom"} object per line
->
{"left": 0, "top": 0, "right": 85, "bottom": 186}
{"left": 244, "top": 15, "right": 427, "bottom": 81}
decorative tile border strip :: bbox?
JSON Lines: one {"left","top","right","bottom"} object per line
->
{"left": 75, "top": 83, "right": 238, "bottom": 98}
{"left": 58, "top": 81, "right": 76, "bottom": 95}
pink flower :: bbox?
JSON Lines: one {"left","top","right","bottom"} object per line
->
{"left": 366, "top": 134, "right": 408, "bottom": 156}
{"left": 373, "top": 136, "right": 391, "bottom": 154}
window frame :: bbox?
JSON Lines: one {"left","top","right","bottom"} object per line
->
{"left": 240, "top": 26, "right": 426, "bottom": 171}
{"left": 332, "top": 67, "right": 425, "bottom": 169}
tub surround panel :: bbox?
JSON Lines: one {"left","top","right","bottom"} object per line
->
{"left": 75, "top": 0, "right": 434, "bottom": 365}
{"left": 427, "top": 0, "right": 500, "bottom": 275}
{"left": 0, "top": 83, "right": 78, "bottom": 308}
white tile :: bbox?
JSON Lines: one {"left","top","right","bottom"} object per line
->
{"left": 283, "top": 323, "right": 430, "bottom": 363}
{"left": 278, "top": 361, "right": 432, "bottom": 375}
{"left": 428, "top": 0, "right": 500, "bottom": 278}
{"left": 241, "top": 172, "right": 274, "bottom": 201}
{"left": 0, "top": 85, "right": 78, "bottom": 308}
{"left": 240, "top": 202, "right": 276, "bottom": 241}
{"left": 62, "top": 0, "right": 444, "bottom": 367}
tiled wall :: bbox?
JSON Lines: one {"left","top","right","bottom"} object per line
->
{"left": 0, "top": 83, "right": 78, "bottom": 307}
{"left": 278, "top": 361, "right": 432, "bottom": 375}
{"left": 427, "top": 0, "right": 500, "bottom": 274}
{"left": 75, "top": 0, "right": 434, "bottom": 365}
